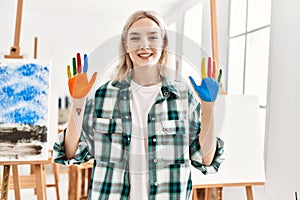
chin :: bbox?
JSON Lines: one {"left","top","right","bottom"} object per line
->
{"left": 136, "top": 62, "right": 157, "bottom": 68}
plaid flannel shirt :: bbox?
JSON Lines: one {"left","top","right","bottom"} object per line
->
{"left": 53, "top": 77, "right": 224, "bottom": 200}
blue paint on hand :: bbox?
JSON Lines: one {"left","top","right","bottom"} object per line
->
{"left": 189, "top": 76, "right": 220, "bottom": 102}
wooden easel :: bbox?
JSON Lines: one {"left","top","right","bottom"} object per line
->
{"left": 0, "top": 160, "right": 49, "bottom": 200}
{"left": 191, "top": 1, "right": 264, "bottom": 199}
{"left": 192, "top": 182, "right": 265, "bottom": 200}
{"left": 1, "top": 1, "right": 60, "bottom": 199}
{"left": 4, "top": 0, "right": 24, "bottom": 59}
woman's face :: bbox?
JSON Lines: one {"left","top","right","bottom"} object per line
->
{"left": 125, "top": 18, "right": 164, "bottom": 68}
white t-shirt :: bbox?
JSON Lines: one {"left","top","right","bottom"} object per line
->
{"left": 129, "top": 80, "right": 162, "bottom": 200}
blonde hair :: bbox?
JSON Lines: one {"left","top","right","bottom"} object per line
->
{"left": 114, "top": 10, "right": 169, "bottom": 81}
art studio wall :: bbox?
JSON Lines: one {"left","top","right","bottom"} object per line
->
{"left": 1, "top": 0, "right": 300, "bottom": 199}
{"left": 0, "top": 2, "right": 125, "bottom": 97}
{"left": 222, "top": 0, "right": 300, "bottom": 199}
{"left": 0, "top": 0, "right": 229, "bottom": 97}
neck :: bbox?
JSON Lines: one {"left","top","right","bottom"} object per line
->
{"left": 131, "top": 66, "right": 161, "bottom": 86}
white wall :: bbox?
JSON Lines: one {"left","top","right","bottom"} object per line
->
{"left": 223, "top": 0, "right": 300, "bottom": 199}
{"left": 0, "top": 9, "right": 124, "bottom": 97}
{"left": 164, "top": 0, "right": 229, "bottom": 88}
{"left": 0, "top": 0, "right": 230, "bottom": 96}
{"left": 4, "top": 1, "right": 300, "bottom": 199}
{"left": 263, "top": 0, "right": 300, "bottom": 199}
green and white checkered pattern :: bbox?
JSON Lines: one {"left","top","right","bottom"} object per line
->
{"left": 53, "top": 77, "right": 224, "bottom": 200}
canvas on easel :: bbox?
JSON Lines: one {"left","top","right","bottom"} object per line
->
{"left": 0, "top": 59, "right": 51, "bottom": 161}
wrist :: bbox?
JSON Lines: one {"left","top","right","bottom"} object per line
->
{"left": 201, "top": 101, "right": 214, "bottom": 114}
{"left": 71, "top": 97, "right": 86, "bottom": 114}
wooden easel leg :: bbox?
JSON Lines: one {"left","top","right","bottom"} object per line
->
{"left": 204, "top": 188, "right": 212, "bottom": 200}
{"left": 216, "top": 187, "right": 223, "bottom": 200}
{"left": 246, "top": 186, "right": 254, "bottom": 200}
{"left": 12, "top": 165, "right": 21, "bottom": 200}
{"left": 1, "top": 165, "right": 11, "bottom": 200}
{"left": 81, "top": 168, "right": 86, "bottom": 197}
{"left": 76, "top": 168, "right": 81, "bottom": 200}
{"left": 87, "top": 167, "right": 92, "bottom": 196}
{"left": 30, "top": 164, "right": 37, "bottom": 194}
{"left": 35, "top": 164, "right": 46, "bottom": 200}
{"left": 68, "top": 165, "right": 76, "bottom": 200}
{"left": 192, "top": 188, "right": 198, "bottom": 200}
{"left": 52, "top": 163, "right": 60, "bottom": 200}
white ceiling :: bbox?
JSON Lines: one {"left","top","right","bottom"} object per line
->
{"left": 0, "top": 0, "right": 184, "bottom": 19}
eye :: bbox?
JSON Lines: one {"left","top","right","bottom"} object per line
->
{"left": 149, "top": 36, "right": 159, "bottom": 40}
{"left": 130, "top": 37, "right": 140, "bottom": 41}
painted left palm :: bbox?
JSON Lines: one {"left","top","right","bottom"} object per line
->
{"left": 189, "top": 57, "right": 222, "bottom": 102}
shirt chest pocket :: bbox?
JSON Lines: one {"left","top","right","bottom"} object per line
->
{"left": 94, "top": 118, "right": 124, "bottom": 163}
{"left": 156, "top": 120, "right": 190, "bottom": 164}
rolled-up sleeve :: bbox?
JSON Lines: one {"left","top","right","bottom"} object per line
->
{"left": 53, "top": 98, "right": 95, "bottom": 166}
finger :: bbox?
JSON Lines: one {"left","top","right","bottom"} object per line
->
{"left": 188, "top": 76, "right": 198, "bottom": 89}
{"left": 88, "top": 72, "right": 97, "bottom": 87}
{"left": 83, "top": 54, "right": 88, "bottom": 73}
{"left": 67, "top": 65, "right": 71, "bottom": 79}
{"left": 201, "top": 58, "right": 207, "bottom": 79}
{"left": 217, "top": 68, "right": 223, "bottom": 83}
{"left": 72, "top": 57, "right": 77, "bottom": 76}
{"left": 76, "top": 53, "right": 82, "bottom": 73}
{"left": 212, "top": 61, "right": 217, "bottom": 79}
{"left": 208, "top": 57, "right": 212, "bottom": 78}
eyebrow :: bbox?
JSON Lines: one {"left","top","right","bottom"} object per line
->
{"left": 128, "top": 31, "right": 160, "bottom": 36}
{"left": 147, "top": 31, "right": 160, "bottom": 35}
{"left": 128, "top": 32, "right": 140, "bottom": 36}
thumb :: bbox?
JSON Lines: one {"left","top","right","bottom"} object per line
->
{"left": 88, "top": 72, "right": 97, "bottom": 88}
{"left": 188, "top": 76, "right": 199, "bottom": 89}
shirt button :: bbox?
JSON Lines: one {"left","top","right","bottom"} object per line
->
{"left": 154, "top": 182, "right": 158, "bottom": 186}
{"left": 153, "top": 138, "right": 157, "bottom": 142}
{"left": 125, "top": 115, "right": 129, "bottom": 119}
{"left": 153, "top": 159, "right": 158, "bottom": 163}
{"left": 123, "top": 96, "right": 127, "bottom": 100}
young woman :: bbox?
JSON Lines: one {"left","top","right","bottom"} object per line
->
{"left": 54, "top": 10, "right": 224, "bottom": 200}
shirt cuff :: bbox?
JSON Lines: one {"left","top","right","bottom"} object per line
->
{"left": 192, "top": 137, "right": 225, "bottom": 174}
{"left": 52, "top": 129, "right": 92, "bottom": 166}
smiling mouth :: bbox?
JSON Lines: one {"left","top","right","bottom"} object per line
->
{"left": 138, "top": 53, "right": 153, "bottom": 58}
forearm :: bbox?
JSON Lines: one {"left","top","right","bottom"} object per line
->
{"left": 199, "top": 101, "right": 216, "bottom": 165}
{"left": 64, "top": 98, "right": 86, "bottom": 159}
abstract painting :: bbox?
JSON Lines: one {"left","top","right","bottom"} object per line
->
{"left": 0, "top": 59, "right": 50, "bottom": 161}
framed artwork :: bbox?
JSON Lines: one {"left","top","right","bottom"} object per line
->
{"left": 0, "top": 59, "right": 50, "bottom": 161}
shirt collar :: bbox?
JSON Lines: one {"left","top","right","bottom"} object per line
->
{"left": 111, "top": 75, "right": 180, "bottom": 98}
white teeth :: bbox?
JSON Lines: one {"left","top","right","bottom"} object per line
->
{"left": 138, "top": 53, "right": 152, "bottom": 57}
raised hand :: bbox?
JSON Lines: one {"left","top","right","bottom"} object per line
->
{"left": 67, "top": 53, "right": 97, "bottom": 99}
{"left": 189, "top": 57, "right": 222, "bottom": 102}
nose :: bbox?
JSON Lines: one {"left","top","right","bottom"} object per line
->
{"left": 140, "top": 37, "right": 150, "bottom": 49}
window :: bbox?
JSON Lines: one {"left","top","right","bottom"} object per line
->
{"left": 227, "top": 0, "right": 272, "bottom": 142}
{"left": 181, "top": 2, "right": 204, "bottom": 83}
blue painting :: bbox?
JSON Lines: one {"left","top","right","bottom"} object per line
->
{"left": 0, "top": 59, "right": 50, "bottom": 161}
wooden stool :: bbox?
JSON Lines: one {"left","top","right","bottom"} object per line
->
{"left": 68, "top": 160, "right": 93, "bottom": 200}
